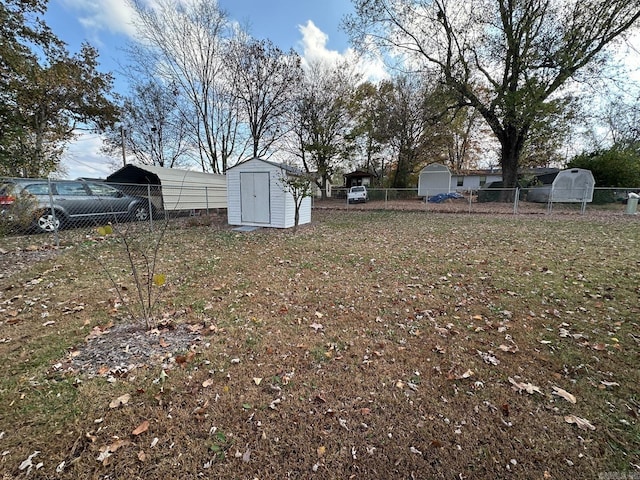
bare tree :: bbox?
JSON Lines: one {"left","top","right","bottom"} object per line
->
{"left": 231, "top": 39, "right": 302, "bottom": 159}
{"left": 103, "top": 80, "right": 190, "bottom": 168}
{"left": 130, "top": 0, "right": 240, "bottom": 173}
{"left": 346, "top": 0, "right": 640, "bottom": 193}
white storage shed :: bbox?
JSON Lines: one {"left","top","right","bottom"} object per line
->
{"left": 226, "top": 157, "right": 312, "bottom": 229}
{"left": 418, "top": 163, "right": 451, "bottom": 197}
{"left": 107, "top": 164, "right": 226, "bottom": 212}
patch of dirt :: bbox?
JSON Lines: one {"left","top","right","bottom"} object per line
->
{"left": 64, "top": 321, "right": 208, "bottom": 377}
{"left": 0, "top": 244, "right": 62, "bottom": 281}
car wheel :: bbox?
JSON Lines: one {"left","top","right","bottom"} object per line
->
{"left": 132, "top": 204, "right": 150, "bottom": 222}
{"left": 34, "top": 211, "right": 62, "bottom": 233}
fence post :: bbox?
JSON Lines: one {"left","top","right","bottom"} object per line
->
{"left": 468, "top": 189, "right": 473, "bottom": 214}
{"left": 513, "top": 187, "right": 519, "bottom": 214}
{"left": 205, "top": 186, "right": 210, "bottom": 215}
{"left": 147, "top": 184, "right": 153, "bottom": 231}
{"left": 47, "top": 176, "right": 59, "bottom": 247}
{"left": 385, "top": 189, "right": 388, "bottom": 209}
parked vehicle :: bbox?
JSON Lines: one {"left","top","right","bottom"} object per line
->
{"left": 0, "top": 178, "right": 153, "bottom": 233}
{"left": 347, "top": 185, "right": 368, "bottom": 204}
{"left": 526, "top": 185, "right": 552, "bottom": 203}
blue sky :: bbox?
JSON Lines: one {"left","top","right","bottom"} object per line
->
{"left": 43, "top": 0, "right": 372, "bottom": 179}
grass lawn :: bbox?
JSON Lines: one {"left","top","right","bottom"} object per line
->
{"left": 0, "top": 210, "right": 638, "bottom": 479}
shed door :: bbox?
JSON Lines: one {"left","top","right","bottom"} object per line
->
{"left": 240, "top": 172, "right": 270, "bottom": 223}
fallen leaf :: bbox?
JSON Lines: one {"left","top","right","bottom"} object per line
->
{"left": 552, "top": 386, "right": 577, "bottom": 404}
{"left": 97, "top": 439, "right": 130, "bottom": 463}
{"left": 600, "top": 381, "right": 620, "bottom": 388}
{"left": 19, "top": 451, "right": 40, "bottom": 472}
{"left": 477, "top": 350, "right": 500, "bottom": 366}
{"left": 317, "top": 445, "right": 326, "bottom": 457}
{"left": 132, "top": 420, "right": 150, "bottom": 436}
{"left": 498, "top": 343, "right": 519, "bottom": 353}
{"left": 314, "top": 311, "right": 324, "bottom": 318}
{"left": 138, "top": 450, "right": 147, "bottom": 462}
{"left": 252, "top": 377, "right": 262, "bottom": 385}
{"left": 159, "top": 338, "right": 169, "bottom": 348}
{"left": 459, "top": 369, "right": 474, "bottom": 379}
{"left": 242, "top": 448, "right": 251, "bottom": 463}
{"left": 109, "top": 393, "right": 131, "bottom": 409}
{"left": 176, "top": 351, "right": 195, "bottom": 366}
{"left": 508, "top": 377, "right": 543, "bottom": 395}
{"left": 202, "top": 378, "right": 214, "bottom": 388}
{"left": 310, "top": 322, "right": 324, "bottom": 332}
{"left": 564, "top": 415, "right": 595, "bottom": 430}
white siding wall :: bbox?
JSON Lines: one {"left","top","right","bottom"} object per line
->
{"left": 298, "top": 197, "right": 312, "bottom": 225}
{"left": 227, "top": 167, "right": 242, "bottom": 225}
{"left": 133, "top": 164, "right": 227, "bottom": 210}
{"left": 451, "top": 174, "right": 502, "bottom": 190}
{"left": 227, "top": 158, "right": 311, "bottom": 229}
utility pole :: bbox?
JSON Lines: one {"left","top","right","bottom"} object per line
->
{"left": 120, "top": 126, "right": 127, "bottom": 166}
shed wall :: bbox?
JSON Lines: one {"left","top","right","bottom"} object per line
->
{"left": 227, "top": 158, "right": 311, "bottom": 228}
{"left": 140, "top": 165, "right": 226, "bottom": 211}
{"left": 418, "top": 164, "right": 451, "bottom": 197}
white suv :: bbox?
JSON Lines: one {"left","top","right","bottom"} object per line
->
{"left": 347, "top": 185, "right": 368, "bottom": 204}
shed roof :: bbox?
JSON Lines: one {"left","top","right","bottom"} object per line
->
{"left": 107, "top": 164, "right": 225, "bottom": 186}
{"left": 227, "top": 157, "right": 306, "bottom": 176}
{"left": 421, "top": 163, "right": 450, "bottom": 173}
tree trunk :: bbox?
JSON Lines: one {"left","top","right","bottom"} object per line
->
{"left": 293, "top": 206, "right": 300, "bottom": 233}
{"left": 499, "top": 129, "right": 526, "bottom": 202}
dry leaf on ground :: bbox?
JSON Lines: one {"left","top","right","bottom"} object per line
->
{"left": 109, "top": 393, "right": 131, "bottom": 409}
{"left": 564, "top": 415, "right": 595, "bottom": 430}
{"left": 132, "top": 420, "right": 150, "bottom": 436}
{"left": 552, "top": 386, "right": 577, "bottom": 404}
{"left": 202, "top": 378, "right": 214, "bottom": 388}
{"left": 509, "top": 377, "right": 543, "bottom": 395}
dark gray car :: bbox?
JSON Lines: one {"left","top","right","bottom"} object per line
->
{"left": 0, "top": 178, "right": 152, "bottom": 233}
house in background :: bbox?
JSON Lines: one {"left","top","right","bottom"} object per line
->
{"left": 450, "top": 167, "right": 560, "bottom": 191}
{"left": 226, "top": 157, "right": 311, "bottom": 229}
{"left": 343, "top": 170, "right": 375, "bottom": 188}
{"left": 450, "top": 168, "right": 503, "bottom": 191}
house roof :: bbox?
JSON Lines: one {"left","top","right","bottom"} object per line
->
{"left": 452, "top": 167, "right": 560, "bottom": 177}
{"left": 344, "top": 170, "right": 374, "bottom": 178}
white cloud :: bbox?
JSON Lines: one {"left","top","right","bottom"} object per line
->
{"left": 59, "top": 133, "right": 119, "bottom": 180}
{"left": 60, "top": 0, "right": 138, "bottom": 38}
{"left": 298, "top": 20, "right": 388, "bottom": 83}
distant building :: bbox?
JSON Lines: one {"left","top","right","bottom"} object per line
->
{"left": 450, "top": 167, "right": 560, "bottom": 190}
{"left": 343, "top": 170, "right": 375, "bottom": 188}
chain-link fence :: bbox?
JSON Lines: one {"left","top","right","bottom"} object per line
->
{"left": 1, "top": 176, "right": 638, "bottom": 248}
{"left": 315, "top": 186, "right": 640, "bottom": 216}
{"left": 0, "top": 177, "right": 227, "bottom": 244}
